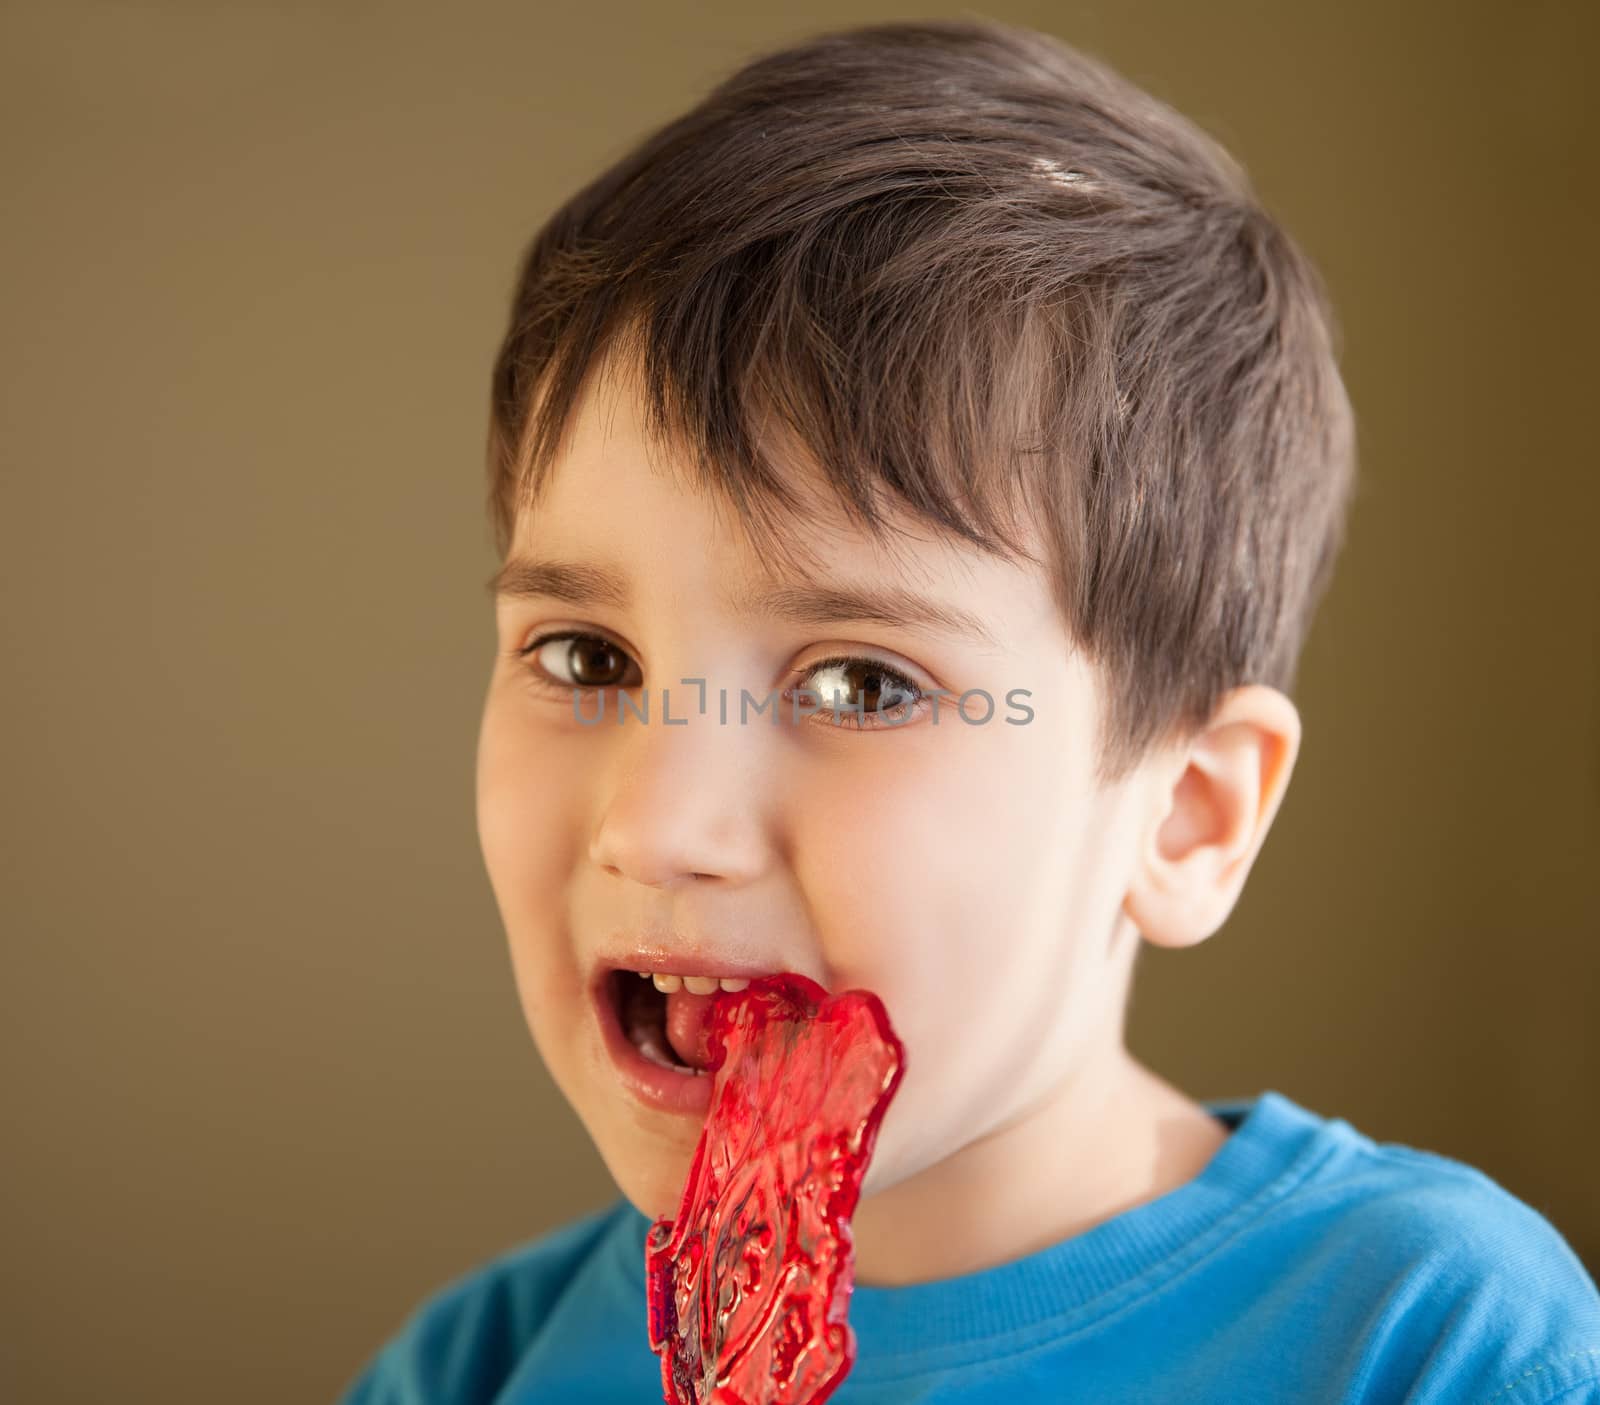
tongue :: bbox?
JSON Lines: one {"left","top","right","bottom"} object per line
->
{"left": 663, "top": 987, "right": 717, "bottom": 1070}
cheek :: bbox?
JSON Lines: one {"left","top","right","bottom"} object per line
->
{"left": 475, "top": 701, "right": 588, "bottom": 997}
{"left": 801, "top": 721, "right": 1069, "bottom": 988}
{"left": 792, "top": 721, "right": 1096, "bottom": 1177}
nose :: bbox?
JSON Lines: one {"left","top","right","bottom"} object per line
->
{"left": 588, "top": 685, "right": 770, "bottom": 889}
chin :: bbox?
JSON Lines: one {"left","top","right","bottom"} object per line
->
{"left": 589, "top": 1116, "right": 702, "bottom": 1221}
{"left": 608, "top": 1156, "right": 695, "bottom": 1223}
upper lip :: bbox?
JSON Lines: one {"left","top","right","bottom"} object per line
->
{"left": 598, "top": 949, "right": 787, "bottom": 981}
{"left": 591, "top": 931, "right": 815, "bottom": 990}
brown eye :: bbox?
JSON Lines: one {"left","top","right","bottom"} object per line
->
{"left": 565, "top": 636, "right": 627, "bottom": 687}
{"left": 520, "top": 632, "right": 639, "bottom": 690}
{"left": 804, "top": 659, "right": 916, "bottom": 714}
{"left": 788, "top": 654, "right": 927, "bottom": 729}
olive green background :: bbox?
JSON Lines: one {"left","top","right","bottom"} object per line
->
{"left": 2, "top": 1, "right": 1595, "bottom": 1399}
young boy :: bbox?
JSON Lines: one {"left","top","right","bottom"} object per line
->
{"left": 339, "top": 18, "right": 1600, "bottom": 1404}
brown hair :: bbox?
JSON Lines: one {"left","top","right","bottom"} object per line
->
{"left": 485, "top": 17, "right": 1357, "bottom": 785}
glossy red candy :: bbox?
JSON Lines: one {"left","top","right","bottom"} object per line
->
{"left": 645, "top": 972, "right": 905, "bottom": 1405}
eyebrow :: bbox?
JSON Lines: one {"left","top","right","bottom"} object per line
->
{"left": 486, "top": 555, "right": 1000, "bottom": 648}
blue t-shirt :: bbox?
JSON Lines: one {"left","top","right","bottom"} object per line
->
{"left": 335, "top": 1089, "right": 1600, "bottom": 1403}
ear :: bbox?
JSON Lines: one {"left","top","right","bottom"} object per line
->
{"left": 1122, "top": 684, "right": 1302, "bottom": 951}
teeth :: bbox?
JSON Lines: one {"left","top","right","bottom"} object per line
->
{"left": 637, "top": 970, "right": 756, "bottom": 994}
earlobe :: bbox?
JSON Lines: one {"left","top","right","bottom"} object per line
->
{"left": 1122, "top": 685, "right": 1302, "bottom": 952}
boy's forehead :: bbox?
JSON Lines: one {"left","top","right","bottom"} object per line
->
{"left": 512, "top": 465, "right": 1051, "bottom": 656}
{"left": 509, "top": 345, "right": 1060, "bottom": 650}
{"left": 506, "top": 494, "right": 1010, "bottom": 656}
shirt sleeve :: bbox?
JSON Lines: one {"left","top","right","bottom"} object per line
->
{"left": 332, "top": 1203, "right": 625, "bottom": 1405}
{"left": 334, "top": 1270, "right": 520, "bottom": 1405}
{"left": 1347, "top": 1163, "right": 1600, "bottom": 1405}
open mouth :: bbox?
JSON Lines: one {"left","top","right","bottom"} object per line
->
{"left": 607, "top": 969, "right": 707, "bottom": 1076}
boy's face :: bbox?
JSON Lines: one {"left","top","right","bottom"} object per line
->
{"left": 476, "top": 349, "right": 1152, "bottom": 1222}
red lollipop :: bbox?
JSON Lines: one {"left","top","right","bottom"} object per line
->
{"left": 645, "top": 972, "right": 905, "bottom": 1405}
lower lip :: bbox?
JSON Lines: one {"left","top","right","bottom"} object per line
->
{"left": 592, "top": 970, "right": 715, "bottom": 1117}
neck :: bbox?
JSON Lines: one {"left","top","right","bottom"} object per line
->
{"left": 846, "top": 1047, "right": 1229, "bottom": 1288}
